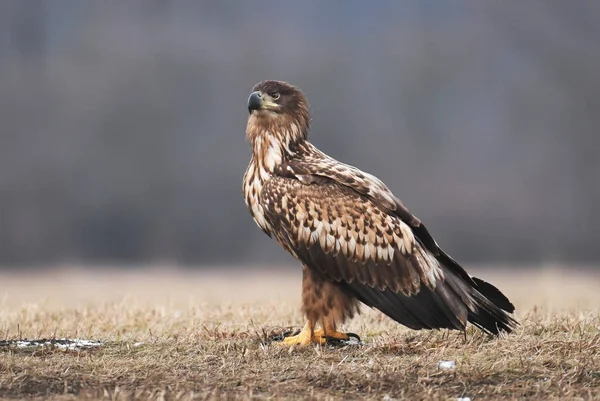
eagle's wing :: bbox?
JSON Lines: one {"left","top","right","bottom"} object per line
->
{"left": 282, "top": 152, "right": 496, "bottom": 286}
{"left": 267, "top": 157, "right": 516, "bottom": 334}
{"left": 263, "top": 175, "right": 442, "bottom": 293}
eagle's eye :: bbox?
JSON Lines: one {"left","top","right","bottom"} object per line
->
{"left": 271, "top": 92, "right": 280, "bottom": 100}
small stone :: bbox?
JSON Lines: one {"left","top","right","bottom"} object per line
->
{"left": 438, "top": 360, "right": 456, "bottom": 370}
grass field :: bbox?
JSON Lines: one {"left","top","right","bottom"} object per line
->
{"left": 0, "top": 266, "right": 599, "bottom": 400}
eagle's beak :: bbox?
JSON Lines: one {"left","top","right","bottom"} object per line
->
{"left": 248, "top": 91, "right": 262, "bottom": 113}
{"left": 248, "top": 91, "right": 278, "bottom": 113}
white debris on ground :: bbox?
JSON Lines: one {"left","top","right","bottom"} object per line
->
{"left": 438, "top": 360, "right": 456, "bottom": 370}
{"left": 382, "top": 395, "right": 394, "bottom": 401}
{"left": 325, "top": 336, "right": 364, "bottom": 349}
{"left": 457, "top": 397, "right": 471, "bottom": 401}
{"left": 342, "top": 336, "right": 362, "bottom": 346}
{"left": 2, "top": 338, "right": 103, "bottom": 350}
{"left": 134, "top": 342, "right": 145, "bottom": 347}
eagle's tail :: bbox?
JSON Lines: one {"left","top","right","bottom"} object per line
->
{"left": 437, "top": 248, "right": 517, "bottom": 335}
{"left": 464, "top": 276, "right": 517, "bottom": 335}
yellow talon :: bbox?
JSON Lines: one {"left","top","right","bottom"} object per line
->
{"left": 318, "top": 327, "right": 352, "bottom": 341}
{"left": 279, "top": 330, "right": 325, "bottom": 346}
{"left": 277, "top": 324, "right": 352, "bottom": 346}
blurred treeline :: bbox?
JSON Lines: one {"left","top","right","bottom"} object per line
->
{"left": 0, "top": 1, "right": 598, "bottom": 267}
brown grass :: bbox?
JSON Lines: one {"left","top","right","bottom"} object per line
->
{"left": 0, "top": 266, "right": 599, "bottom": 400}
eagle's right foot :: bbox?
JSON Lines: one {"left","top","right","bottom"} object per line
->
{"left": 276, "top": 323, "right": 361, "bottom": 346}
{"left": 279, "top": 329, "right": 324, "bottom": 346}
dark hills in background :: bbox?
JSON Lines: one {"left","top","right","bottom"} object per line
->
{"left": 0, "top": 1, "right": 598, "bottom": 267}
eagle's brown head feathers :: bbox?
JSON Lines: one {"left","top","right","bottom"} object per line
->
{"left": 246, "top": 80, "right": 310, "bottom": 148}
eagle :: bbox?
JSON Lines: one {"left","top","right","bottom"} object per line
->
{"left": 243, "top": 80, "right": 517, "bottom": 345}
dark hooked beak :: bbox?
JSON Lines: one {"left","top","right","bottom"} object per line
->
{"left": 247, "top": 91, "right": 262, "bottom": 113}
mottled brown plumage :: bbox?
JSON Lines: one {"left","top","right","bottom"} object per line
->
{"left": 243, "top": 80, "right": 517, "bottom": 344}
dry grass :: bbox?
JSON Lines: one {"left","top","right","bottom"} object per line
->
{"left": 0, "top": 266, "right": 599, "bottom": 400}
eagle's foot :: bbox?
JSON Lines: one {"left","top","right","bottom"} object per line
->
{"left": 278, "top": 326, "right": 361, "bottom": 346}
{"left": 317, "top": 328, "right": 361, "bottom": 345}
{"left": 279, "top": 327, "right": 325, "bottom": 346}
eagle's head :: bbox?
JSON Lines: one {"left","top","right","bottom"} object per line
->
{"left": 246, "top": 80, "right": 310, "bottom": 147}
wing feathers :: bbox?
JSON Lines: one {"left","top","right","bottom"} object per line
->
{"left": 348, "top": 280, "right": 465, "bottom": 331}
{"left": 348, "top": 268, "right": 517, "bottom": 335}
{"left": 265, "top": 178, "right": 444, "bottom": 296}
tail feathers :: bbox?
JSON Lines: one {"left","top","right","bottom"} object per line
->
{"left": 464, "top": 276, "right": 518, "bottom": 335}
{"left": 472, "top": 276, "right": 515, "bottom": 313}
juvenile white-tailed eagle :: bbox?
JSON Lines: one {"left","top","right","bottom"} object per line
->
{"left": 243, "top": 80, "right": 517, "bottom": 345}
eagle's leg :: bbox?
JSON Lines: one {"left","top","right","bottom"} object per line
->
{"left": 318, "top": 320, "right": 351, "bottom": 341}
{"left": 279, "top": 265, "right": 360, "bottom": 346}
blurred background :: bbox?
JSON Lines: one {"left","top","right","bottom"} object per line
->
{"left": 0, "top": 1, "right": 598, "bottom": 269}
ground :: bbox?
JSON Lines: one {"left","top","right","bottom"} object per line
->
{"left": 0, "top": 266, "right": 599, "bottom": 400}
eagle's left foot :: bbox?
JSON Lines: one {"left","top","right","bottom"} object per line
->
{"left": 278, "top": 325, "right": 322, "bottom": 346}
{"left": 323, "top": 330, "right": 361, "bottom": 345}
{"left": 277, "top": 324, "right": 361, "bottom": 346}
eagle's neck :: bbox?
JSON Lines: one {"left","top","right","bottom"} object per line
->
{"left": 250, "top": 131, "right": 286, "bottom": 175}
{"left": 245, "top": 117, "right": 306, "bottom": 177}
{"left": 243, "top": 120, "right": 306, "bottom": 233}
